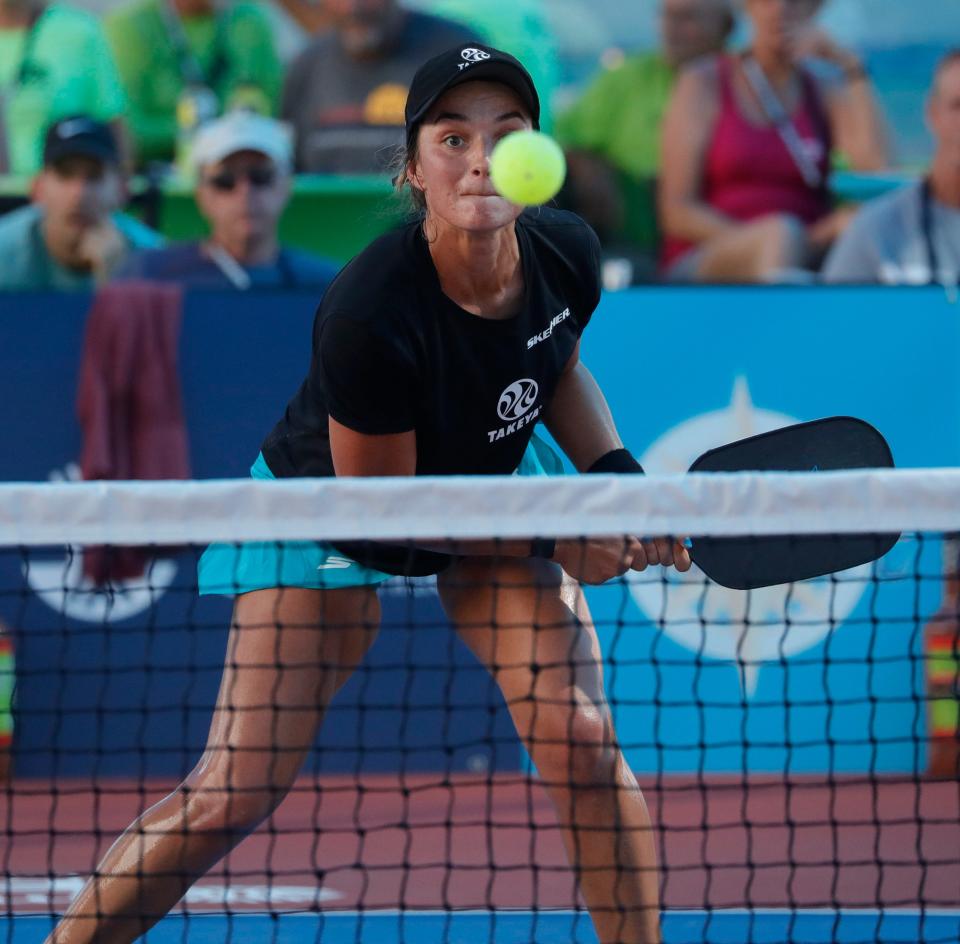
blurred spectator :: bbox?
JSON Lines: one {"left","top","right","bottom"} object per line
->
{"left": 0, "top": 0, "right": 127, "bottom": 176}
{"left": 556, "top": 0, "right": 734, "bottom": 239}
{"left": 104, "top": 0, "right": 281, "bottom": 167}
{"left": 423, "top": 0, "right": 560, "bottom": 130}
{"left": 281, "top": 0, "right": 475, "bottom": 174}
{"left": 659, "top": 0, "right": 890, "bottom": 283}
{"left": 823, "top": 50, "right": 960, "bottom": 285}
{"left": 0, "top": 116, "right": 162, "bottom": 290}
{"left": 118, "top": 112, "right": 338, "bottom": 289}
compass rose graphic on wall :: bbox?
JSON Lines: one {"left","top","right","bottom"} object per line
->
{"left": 629, "top": 377, "right": 870, "bottom": 697}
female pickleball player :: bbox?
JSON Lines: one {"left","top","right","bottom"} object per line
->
{"left": 49, "top": 45, "right": 690, "bottom": 944}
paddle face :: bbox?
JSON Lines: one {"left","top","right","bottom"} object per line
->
{"left": 687, "top": 417, "right": 900, "bottom": 590}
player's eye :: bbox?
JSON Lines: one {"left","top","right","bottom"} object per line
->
{"left": 442, "top": 135, "right": 465, "bottom": 148}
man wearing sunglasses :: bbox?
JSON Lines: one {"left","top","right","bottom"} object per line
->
{"left": 118, "top": 111, "right": 338, "bottom": 289}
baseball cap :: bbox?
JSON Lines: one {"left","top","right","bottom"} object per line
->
{"left": 404, "top": 45, "right": 540, "bottom": 144}
{"left": 43, "top": 116, "right": 119, "bottom": 166}
{"left": 190, "top": 111, "right": 293, "bottom": 173}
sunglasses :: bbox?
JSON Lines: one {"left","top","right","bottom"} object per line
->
{"left": 204, "top": 166, "right": 277, "bottom": 191}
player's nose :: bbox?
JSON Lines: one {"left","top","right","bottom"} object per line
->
{"left": 469, "top": 137, "right": 493, "bottom": 176}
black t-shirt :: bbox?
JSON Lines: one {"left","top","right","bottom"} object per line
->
{"left": 260, "top": 207, "right": 601, "bottom": 573}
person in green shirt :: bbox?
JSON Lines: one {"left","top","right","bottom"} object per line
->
{"left": 0, "top": 0, "right": 128, "bottom": 176}
{"left": 104, "top": 0, "right": 282, "bottom": 167}
{"left": 555, "top": 0, "right": 734, "bottom": 241}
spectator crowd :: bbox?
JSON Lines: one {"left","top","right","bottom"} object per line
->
{"left": 0, "top": 0, "right": 957, "bottom": 290}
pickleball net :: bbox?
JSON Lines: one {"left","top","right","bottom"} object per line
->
{"left": 1, "top": 469, "right": 959, "bottom": 944}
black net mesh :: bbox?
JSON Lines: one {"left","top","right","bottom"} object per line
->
{"left": 1, "top": 480, "right": 959, "bottom": 944}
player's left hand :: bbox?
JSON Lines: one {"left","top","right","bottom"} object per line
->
{"left": 629, "top": 536, "right": 692, "bottom": 574}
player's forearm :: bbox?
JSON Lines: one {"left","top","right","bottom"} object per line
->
{"left": 543, "top": 360, "right": 622, "bottom": 472}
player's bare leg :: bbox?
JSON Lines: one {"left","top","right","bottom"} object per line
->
{"left": 46, "top": 585, "right": 379, "bottom": 944}
{"left": 440, "top": 558, "right": 661, "bottom": 944}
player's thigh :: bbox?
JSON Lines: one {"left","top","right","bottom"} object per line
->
{"left": 198, "top": 585, "right": 380, "bottom": 788}
{"left": 438, "top": 558, "right": 607, "bottom": 739}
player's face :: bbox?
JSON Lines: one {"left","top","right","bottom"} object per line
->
{"left": 33, "top": 156, "right": 121, "bottom": 244}
{"left": 929, "top": 61, "right": 960, "bottom": 168}
{"left": 411, "top": 82, "right": 532, "bottom": 234}
{"left": 196, "top": 150, "right": 290, "bottom": 251}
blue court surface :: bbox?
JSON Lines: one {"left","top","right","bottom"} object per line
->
{"left": 7, "top": 909, "right": 960, "bottom": 943}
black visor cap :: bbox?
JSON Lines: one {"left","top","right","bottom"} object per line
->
{"left": 405, "top": 44, "right": 540, "bottom": 145}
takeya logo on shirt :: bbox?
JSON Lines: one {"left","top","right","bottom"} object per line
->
{"left": 488, "top": 378, "right": 541, "bottom": 443}
{"left": 527, "top": 307, "right": 570, "bottom": 349}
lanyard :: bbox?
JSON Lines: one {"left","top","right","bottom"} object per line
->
{"left": 159, "top": 0, "right": 226, "bottom": 90}
{"left": 920, "top": 177, "right": 940, "bottom": 283}
{"left": 741, "top": 55, "right": 824, "bottom": 190}
{"left": 206, "top": 244, "right": 298, "bottom": 290}
{"left": 921, "top": 177, "right": 960, "bottom": 298}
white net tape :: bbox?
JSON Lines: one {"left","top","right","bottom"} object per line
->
{"left": 0, "top": 468, "right": 958, "bottom": 546}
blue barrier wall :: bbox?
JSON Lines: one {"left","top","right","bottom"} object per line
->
{"left": 580, "top": 286, "right": 958, "bottom": 775}
{"left": 0, "top": 286, "right": 955, "bottom": 776}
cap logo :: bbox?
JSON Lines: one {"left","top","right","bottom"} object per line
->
{"left": 458, "top": 47, "right": 491, "bottom": 71}
{"left": 56, "top": 118, "right": 93, "bottom": 140}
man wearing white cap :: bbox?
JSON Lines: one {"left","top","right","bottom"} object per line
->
{"left": 119, "top": 111, "right": 339, "bottom": 288}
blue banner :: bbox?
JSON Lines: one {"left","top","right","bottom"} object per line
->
{"left": 579, "top": 286, "right": 958, "bottom": 774}
{"left": 0, "top": 286, "right": 955, "bottom": 775}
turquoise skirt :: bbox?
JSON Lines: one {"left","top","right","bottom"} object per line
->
{"left": 198, "top": 432, "right": 565, "bottom": 596}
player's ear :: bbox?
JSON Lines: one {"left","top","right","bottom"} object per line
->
{"left": 406, "top": 159, "right": 424, "bottom": 192}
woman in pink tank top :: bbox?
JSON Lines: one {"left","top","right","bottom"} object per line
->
{"left": 659, "top": 0, "right": 889, "bottom": 282}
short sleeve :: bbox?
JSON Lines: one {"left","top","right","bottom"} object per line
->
{"left": 577, "top": 221, "right": 603, "bottom": 326}
{"left": 821, "top": 207, "right": 883, "bottom": 284}
{"left": 317, "top": 315, "right": 417, "bottom": 434}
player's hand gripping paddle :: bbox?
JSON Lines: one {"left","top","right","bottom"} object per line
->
{"left": 686, "top": 416, "right": 899, "bottom": 590}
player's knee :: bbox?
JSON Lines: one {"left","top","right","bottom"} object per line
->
{"left": 530, "top": 700, "right": 617, "bottom": 788}
{"left": 180, "top": 775, "right": 289, "bottom": 836}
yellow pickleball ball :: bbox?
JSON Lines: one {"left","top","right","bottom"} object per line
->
{"left": 489, "top": 131, "right": 567, "bottom": 207}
